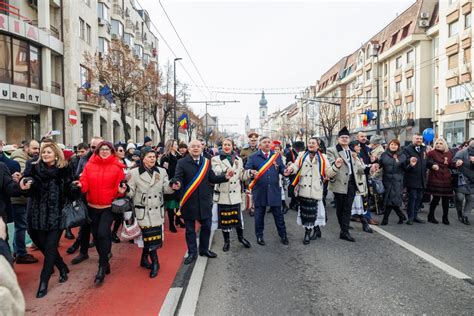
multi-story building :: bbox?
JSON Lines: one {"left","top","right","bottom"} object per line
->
{"left": 0, "top": 0, "right": 64, "bottom": 143}
{"left": 0, "top": 0, "right": 160, "bottom": 145}
{"left": 312, "top": 0, "right": 439, "bottom": 145}
{"left": 436, "top": 0, "right": 473, "bottom": 146}
{"left": 64, "top": 0, "right": 159, "bottom": 145}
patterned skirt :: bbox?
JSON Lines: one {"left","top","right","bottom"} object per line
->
{"left": 218, "top": 204, "right": 242, "bottom": 230}
{"left": 298, "top": 197, "right": 318, "bottom": 226}
{"left": 141, "top": 225, "right": 163, "bottom": 251}
{"left": 351, "top": 195, "right": 367, "bottom": 216}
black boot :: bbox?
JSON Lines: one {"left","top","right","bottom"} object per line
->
{"left": 59, "top": 265, "right": 70, "bottom": 283}
{"left": 167, "top": 209, "right": 177, "bottom": 233}
{"left": 282, "top": 200, "right": 289, "bottom": 214}
{"left": 428, "top": 205, "right": 438, "bottom": 224}
{"left": 36, "top": 280, "right": 48, "bottom": 298}
{"left": 149, "top": 250, "right": 159, "bottom": 278}
{"left": 462, "top": 216, "right": 470, "bottom": 225}
{"left": 236, "top": 227, "right": 251, "bottom": 248}
{"left": 65, "top": 228, "right": 75, "bottom": 240}
{"left": 393, "top": 207, "right": 406, "bottom": 224}
{"left": 111, "top": 232, "right": 121, "bottom": 243}
{"left": 222, "top": 231, "right": 230, "bottom": 252}
{"left": 303, "top": 228, "right": 311, "bottom": 245}
{"left": 381, "top": 207, "right": 392, "bottom": 226}
{"left": 94, "top": 264, "right": 110, "bottom": 285}
{"left": 67, "top": 240, "right": 80, "bottom": 254}
{"left": 310, "top": 226, "right": 321, "bottom": 240}
{"left": 140, "top": 248, "right": 151, "bottom": 269}
{"left": 361, "top": 217, "right": 373, "bottom": 233}
{"left": 442, "top": 208, "right": 450, "bottom": 225}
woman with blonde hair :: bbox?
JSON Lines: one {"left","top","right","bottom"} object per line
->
{"left": 25, "top": 142, "right": 79, "bottom": 298}
{"left": 426, "top": 137, "right": 454, "bottom": 225}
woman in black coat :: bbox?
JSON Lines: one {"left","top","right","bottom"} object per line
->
{"left": 379, "top": 139, "right": 408, "bottom": 225}
{"left": 26, "top": 143, "right": 78, "bottom": 298}
{"left": 160, "top": 139, "right": 185, "bottom": 232}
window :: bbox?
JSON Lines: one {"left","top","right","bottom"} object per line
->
{"left": 98, "top": 37, "right": 109, "bottom": 54}
{"left": 80, "top": 65, "right": 90, "bottom": 87}
{"left": 464, "top": 47, "right": 471, "bottom": 63}
{"left": 401, "top": 23, "right": 411, "bottom": 39}
{"left": 12, "top": 39, "right": 28, "bottom": 87}
{"left": 449, "top": 20, "right": 459, "bottom": 37}
{"left": 29, "top": 45, "right": 40, "bottom": 89}
{"left": 86, "top": 24, "right": 91, "bottom": 44}
{"left": 391, "top": 32, "right": 398, "bottom": 47}
{"left": 448, "top": 53, "right": 458, "bottom": 70}
{"left": 111, "top": 19, "right": 124, "bottom": 37}
{"left": 133, "top": 44, "right": 143, "bottom": 59}
{"left": 357, "top": 52, "right": 364, "bottom": 67}
{"left": 0, "top": 35, "right": 12, "bottom": 84}
{"left": 406, "top": 76, "right": 413, "bottom": 89}
{"left": 396, "top": 56, "right": 402, "bottom": 69}
{"left": 97, "top": 3, "right": 109, "bottom": 22}
{"left": 79, "top": 18, "right": 85, "bottom": 40}
{"left": 448, "top": 85, "right": 470, "bottom": 104}
{"left": 395, "top": 81, "right": 401, "bottom": 92}
{"left": 406, "top": 50, "right": 414, "bottom": 63}
{"left": 365, "top": 90, "right": 371, "bottom": 100}
{"left": 384, "top": 86, "right": 388, "bottom": 97}
{"left": 383, "top": 63, "right": 388, "bottom": 76}
{"left": 406, "top": 102, "right": 414, "bottom": 113}
{"left": 365, "top": 69, "right": 371, "bottom": 80}
{"left": 465, "top": 12, "right": 472, "bottom": 29}
{"left": 123, "top": 33, "right": 134, "bottom": 47}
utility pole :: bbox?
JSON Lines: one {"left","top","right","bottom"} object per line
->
{"left": 173, "top": 57, "right": 182, "bottom": 140}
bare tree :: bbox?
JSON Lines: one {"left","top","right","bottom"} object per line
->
{"left": 84, "top": 39, "right": 150, "bottom": 141}
{"left": 384, "top": 101, "right": 408, "bottom": 139}
{"left": 316, "top": 101, "right": 341, "bottom": 147}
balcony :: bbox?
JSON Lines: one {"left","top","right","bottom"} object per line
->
{"left": 31, "top": 21, "right": 61, "bottom": 40}
{"left": 77, "top": 89, "right": 98, "bottom": 104}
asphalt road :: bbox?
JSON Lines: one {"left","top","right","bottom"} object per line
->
{"left": 196, "top": 203, "right": 474, "bottom": 315}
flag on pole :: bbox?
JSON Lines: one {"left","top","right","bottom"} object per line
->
{"left": 100, "top": 84, "right": 114, "bottom": 104}
{"left": 178, "top": 113, "right": 188, "bottom": 129}
{"left": 81, "top": 81, "right": 92, "bottom": 95}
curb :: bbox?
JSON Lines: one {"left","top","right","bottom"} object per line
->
{"left": 160, "top": 230, "right": 215, "bottom": 316}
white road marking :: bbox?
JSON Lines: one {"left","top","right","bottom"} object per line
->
{"left": 159, "top": 287, "right": 183, "bottom": 316}
{"left": 372, "top": 226, "right": 472, "bottom": 280}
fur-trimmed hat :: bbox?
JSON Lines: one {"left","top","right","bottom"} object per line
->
{"left": 338, "top": 126, "right": 350, "bottom": 137}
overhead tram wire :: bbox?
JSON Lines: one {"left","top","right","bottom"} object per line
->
{"left": 158, "top": 0, "right": 213, "bottom": 99}
{"left": 135, "top": 0, "right": 208, "bottom": 100}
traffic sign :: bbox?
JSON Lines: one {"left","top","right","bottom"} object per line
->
{"left": 68, "top": 110, "right": 78, "bottom": 125}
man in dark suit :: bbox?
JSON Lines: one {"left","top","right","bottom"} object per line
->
{"left": 245, "top": 136, "right": 289, "bottom": 246}
{"left": 402, "top": 133, "right": 438, "bottom": 225}
{"left": 173, "top": 140, "right": 233, "bottom": 265}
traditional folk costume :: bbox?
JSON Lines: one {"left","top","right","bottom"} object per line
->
{"left": 289, "top": 150, "right": 332, "bottom": 244}
{"left": 211, "top": 152, "right": 251, "bottom": 251}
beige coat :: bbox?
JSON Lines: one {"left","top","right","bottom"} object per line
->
{"left": 211, "top": 155, "right": 248, "bottom": 205}
{"left": 326, "top": 146, "right": 366, "bottom": 194}
{"left": 289, "top": 151, "right": 332, "bottom": 200}
{"left": 127, "top": 166, "right": 174, "bottom": 227}
{"left": 370, "top": 145, "right": 385, "bottom": 179}
{"left": 0, "top": 256, "right": 25, "bottom": 316}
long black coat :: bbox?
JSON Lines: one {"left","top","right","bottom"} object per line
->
{"left": 174, "top": 155, "right": 227, "bottom": 220}
{"left": 402, "top": 144, "right": 434, "bottom": 189}
{"left": 28, "top": 162, "right": 78, "bottom": 231}
{"left": 0, "top": 162, "right": 22, "bottom": 221}
{"left": 160, "top": 153, "right": 180, "bottom": 201}
{"left": 379, "top": 150, "right": 406, "bottom": 208}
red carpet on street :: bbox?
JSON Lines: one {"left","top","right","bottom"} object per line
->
{"left": 15, "top": 224, "right": 187, "bottom": 315}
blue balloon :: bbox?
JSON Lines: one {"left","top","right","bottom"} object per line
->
{"left": 422, "top": 128, "right": 435, "bottom": 143}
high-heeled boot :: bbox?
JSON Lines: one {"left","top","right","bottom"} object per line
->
{"left": 167, "top": 209, "right": 177, "bottom": 233}
{"left": 303, "top": 228, "right": 311, "bottom": 245}
{"left": 36, "top": 280, "right": 49, "bottom": 298}
{"left": 140, "top": 248, "right": 151, "bottom": 269}
{"left": 310, "top": 226, "right": 321, "bottom": 240}
{"left": 149, "top": 250, "right": 160, "bottom": 278}
{"left": 360, "top": 216, "right": 373, "bottom": 233}
{"left": 236, "top": 227, "right": 251, "bottom": 248}
{"left": 222, "top": 231, "right": 230, "bottom": 252}
{"left": 59, "top": 265, "right": 70, "bottom": 283}
{"left": 94, "top": 263, "right": 110, "bottom": 285}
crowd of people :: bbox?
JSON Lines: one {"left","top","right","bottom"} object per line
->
{"left": 0, "top": 126, "right": 473, "bottom": 311}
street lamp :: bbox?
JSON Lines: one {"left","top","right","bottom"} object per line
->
{"left": 173, "top": 57, "right": 182, "bottom": 140}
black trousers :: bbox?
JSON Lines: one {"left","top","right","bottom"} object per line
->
{"left": 430, "top": 195, "right": 450, "bottom": 217}
{"left": 333, "top": 178, "right": 356, "bottom": 233}
{"left": 89, "top": 207, "right": 113, "bottom": 266}
{"left": 29, "top": 228, "right": 66, "bottom": 282}
{"left": 185, "top": 217, "right": 212, "bottom": 256}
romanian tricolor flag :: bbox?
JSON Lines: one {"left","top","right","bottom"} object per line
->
{"left": 178, "top": 113, "right": 188, "bottom": 129}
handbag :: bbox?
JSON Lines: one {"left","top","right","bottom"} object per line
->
{"left": 120, "top": 216, "right": 141, "bottom": 240}
{"left": 60, "top": 199, "right": 89, "bottom": 230}
{"left": 371, "top": 178, "right": 385, "bottom": 194}
{"left": 111, "top": 197, "right": 133, "bottom": 214}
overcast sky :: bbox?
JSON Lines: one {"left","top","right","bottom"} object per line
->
{"left": 140, "top": 0, "right": 414, "bottom": 134}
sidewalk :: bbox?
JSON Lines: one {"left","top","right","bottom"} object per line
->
{"left": 14, "top": 223, "right": 187, "bottom": 315}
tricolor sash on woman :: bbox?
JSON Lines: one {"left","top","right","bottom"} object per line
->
{"left": 249, "top": 153, "right": 279, "bottom": 190}
{"left": 292, "top": 151, "right": 326, "bottom": 186}
{"left": 177, "top": 158, "right": 210, "bottom": 215}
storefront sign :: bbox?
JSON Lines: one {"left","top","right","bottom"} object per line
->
{"left": 0, "top": 83, "right": 41, "bottom": 104}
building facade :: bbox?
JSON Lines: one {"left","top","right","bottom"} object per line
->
{"left": 0, "top": 0, "right": 160, "bottom": 145}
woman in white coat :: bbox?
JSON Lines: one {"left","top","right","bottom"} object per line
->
{"left": 211, "top": 138, "right": 251, "bottom": 252}
{"left": 127, "top": 147, "right": 177, "bottom": 278}
{"left": 286, "top": 137, "right": 332, "bottom": 245}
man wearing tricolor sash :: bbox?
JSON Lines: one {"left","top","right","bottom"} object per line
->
{"left": 286, "top": 137, "right": 332, "bottom": 245}
{"left": 245, "top": 136, "right": 289, "bottom": 246}
{"left": 172, "top": 140, "right": 234, "bottom": 265}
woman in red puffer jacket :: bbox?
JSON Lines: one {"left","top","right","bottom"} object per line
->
{"left": 75, "top": 141, "right": 126, "bottom": 285}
